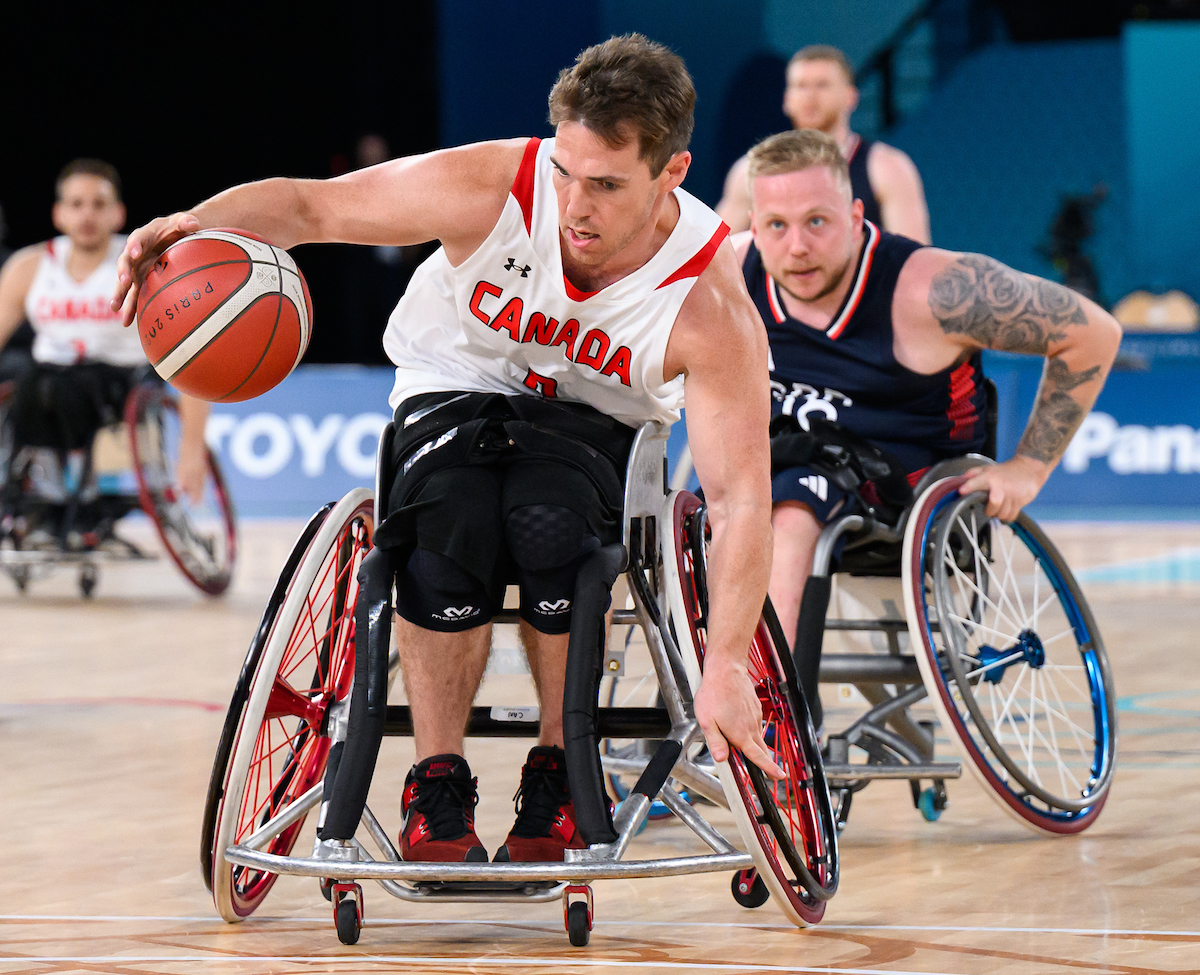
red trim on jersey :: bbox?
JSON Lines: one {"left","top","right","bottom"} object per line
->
{"left": 562, "top": 275, "right": 599, "bottom": 302}
{"left": 656, "top": 223, "right": 730, "bottom": 290}
{"left": 765, "top": 272, "right": 786, "bottom": 324}
{"left": 511, "top": 137, "right": 541, "bottom": 236}
{"left": 843, "top": 133, "right": 862, "bottom": 164}
{"left": 946, "top": 361, "right": 979, "bottom": 440}
{"left": 825, "top": 221, "right": 880, "bottom": 340}
{"left": 906, "top": 467, "right": 928, "bottom": 488}
{"left": 45, "top": 240, "right": 56, "bottom": 259}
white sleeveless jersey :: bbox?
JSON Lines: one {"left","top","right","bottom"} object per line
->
{"left": 24, "top": 235, "right": 145, "bottom": 367}
{"left": 382, "top": 137, "right": 729, "bottom": 427}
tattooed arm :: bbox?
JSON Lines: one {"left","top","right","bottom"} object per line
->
{"left": 895, "top": 250, "right": 1121, "bottom": 520}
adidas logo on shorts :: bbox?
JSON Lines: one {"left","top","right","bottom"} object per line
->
{"left": 536, "top": 598, "right": 571, "bottom": 615}
{"left": 797, "top": 474, "right": 829, "bottom": 502}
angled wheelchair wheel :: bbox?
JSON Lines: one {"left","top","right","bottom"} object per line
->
{"left": 209, "top": 489, "right": 372, "bottom": 921}
{"left": 662, "top": 490, "right": 839, "bottom": 927}
{"left": 126, "top": 384, "right": 237, "bottom": 596}
{"left": 903, "top": 477, "right": 1116, "bottom": 835}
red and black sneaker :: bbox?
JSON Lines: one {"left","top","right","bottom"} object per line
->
{"left": 494, "top": 745, "right": 585, "bottom": 862}
{"left": 399, "top": 754, "right": 488, "bottom": 863}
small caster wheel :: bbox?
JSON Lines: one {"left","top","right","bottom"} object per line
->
{"left": 335, "top": 898, "right": 361, "bottom": 945}
{"left": 567, "top": 901, "right": 591, "bottom": 946}
{"left": 564, "top": 884, "right": 593, "bottom": 947}
{"left": 731, "top": 868, "right": 770, "bottom": 908}
{"left": 79, "top": 564, "right": 97, "bottom": 599}
{"left": 918, "top": 785, "right": 947, "bottom": 822}
{"left": 332, "top": 882, "right": 363, "bottom": 945}
{"left": 320, "top": 877, "right": 334, "bottom": 902}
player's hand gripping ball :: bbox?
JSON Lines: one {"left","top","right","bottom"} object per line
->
{"left": 135, "top": 229, "right": 312, "bottom": 402}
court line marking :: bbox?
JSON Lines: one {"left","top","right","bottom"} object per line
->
{"left": 0, "top": 959, "right": 996, "bottom": 974}
{"left": 3, "top": 916, "right": 1198, "bottom": 937}
{"left": 6, "top": 696, "right": 223, "bottom": 712}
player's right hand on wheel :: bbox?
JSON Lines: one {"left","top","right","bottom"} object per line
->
{"left": 694, "top": 657, "right": 785, "bottom": 780}
{"left": 112, "top": 212, "right": 202, "bottom": 327}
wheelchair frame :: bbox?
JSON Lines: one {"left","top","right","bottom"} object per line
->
{"left": 202, "top": 421, "right": 839, "bottom": 947}
{"left": 0, "top": 378, "right": 237, "bottom": 597}
{"left": 795, "top": 456, "right": 1117, "bottom": 835}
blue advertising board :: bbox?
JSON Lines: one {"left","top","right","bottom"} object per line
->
{"left": 208, "top": 355, "right": 1200, "bottom": 520}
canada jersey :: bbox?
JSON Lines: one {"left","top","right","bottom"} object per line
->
{"left": 382, "top": 137, "right": 729, "bottom": 427}
{"left": 745, "top": 222, "right": 987, "bottom": 471}
{"left": 24, "top": 235, "right": 145, "bottom": 366}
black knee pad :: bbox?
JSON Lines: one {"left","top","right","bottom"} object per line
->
{"left": 393, "top": 546, "right": 494, "bottom": 632}
{"left": 505, "top": 504, "right": 600, "bottom": 634}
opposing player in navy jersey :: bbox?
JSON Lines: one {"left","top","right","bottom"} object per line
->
{"left": 114, "top": 35, "right": 782, "bottom": 865}
{"left": 732, "top": 129, "right": 1121, "bottom": 699}
{"left": 718, "top": 45, "right": 930, "bottom": 244}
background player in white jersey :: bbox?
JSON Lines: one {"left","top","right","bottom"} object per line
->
{"left": 0, "top": 160, "right": 209, "bottom": 506}
{"left": 717, "top": 45, "right": 931, "bottom": 244}
{"left": 113, "top": 35, "right": 781, "bottom": 864}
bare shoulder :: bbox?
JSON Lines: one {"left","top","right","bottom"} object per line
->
{"left": 0, "top": 244, "right": 44, "bottom": 293}
{"left": 665, "top": 239, "right": 764, "bottom": 381}
{"left": 866, "top": 141, "right": 922, "bottom": 183}
{"left": 730, "top": 229, "right": 755, "bottom": 263}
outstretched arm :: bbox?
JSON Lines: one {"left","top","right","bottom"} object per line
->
{"left": 665, "top": 241, "right": 782, "bottom": 779}
{"left": 919, "top": 252, "right": 1122, "bottom": 518}
{"left": 112, "top": 139, "right": 528, "bottom": 326}
{"left": 0, "top": 248, "right": 40, "bottom": 351}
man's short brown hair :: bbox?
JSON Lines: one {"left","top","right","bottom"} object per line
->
{"left": 745, "top": 129, "right": 852, "bottom": 200}
{"left": 788, "top": 44, "right": 855, "bottom": 85}
{"left": 55, "top": 159, "right": 122, "bottom": 201}
{"left": 548, "top": 34, "right": 695, "bottom": 178}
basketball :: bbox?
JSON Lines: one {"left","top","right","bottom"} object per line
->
{"left": 135, "top": 229, "right": 312, "bottom": 402}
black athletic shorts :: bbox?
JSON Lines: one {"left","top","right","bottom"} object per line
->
{"left": 5, "top": 361, "right": 150, "bottom": 452}
{"left": 374, "top": 390, "right": 638, "bottom": 615}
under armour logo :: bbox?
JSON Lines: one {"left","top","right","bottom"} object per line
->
{"left": 537, "top": 598, "right": 571, "bottom": 613}
{"left": 442, "top": 605, "right": 475, "bottom": 618}
{"left": 505, "top": 257, "right": 531, "bottom": 277}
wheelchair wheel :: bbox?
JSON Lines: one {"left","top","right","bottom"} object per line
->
{"left": 209, "top": 489, "right": 372, "bottom": 921}
{"left": 662, "top": 490, "right": 839, "bottom": 927}
{"left": 126, "top": 384, "right": 237, "bottom": 596}
{"left": 903, "top": 477, "right": 1116, "bottom": 835}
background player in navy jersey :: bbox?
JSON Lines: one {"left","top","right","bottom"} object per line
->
{"left": 113, "top": 35, "right": 782, "bottom": 865}
{"left": 718, "top": 45, "right": 930, "bottom": 244}
{"left": 0, "top": 160, "right": 210, "bottom": 516}
{"left": 731, "top": 129, "right": 1121, "bottom": 712}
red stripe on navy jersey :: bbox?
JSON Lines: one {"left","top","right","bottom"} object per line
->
{"left": 511, "top": 138, "right": 541, "bottom": 235}
{"left": 826, "top": 221, "right": 880, "bottom": 340}
{"left": 946, "top": 361, "right": 979, "bottom": 440}
{"left": 765, "top": 272, "right": 786, "bottom": 323}
{"left": 656, "top": 223, "right": 730, "bottom": 290}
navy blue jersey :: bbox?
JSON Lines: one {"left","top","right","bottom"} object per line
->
{"left": 847, "top": 137, "right": 882, "bottom": 229}
{"left": 745, "top": 221, "right": 988, "bottom": 473}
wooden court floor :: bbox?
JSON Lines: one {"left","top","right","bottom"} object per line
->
{"left": 3, "top": 518, "right": 1199, "bottom": 974}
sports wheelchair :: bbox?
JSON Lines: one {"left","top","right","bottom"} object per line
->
{"left": 775, "top": 413, "right": 1117, "bottom": 836}
{"left": 0, "top": 374, "right": 236, "bottom": 597}
{"left": 200, "top": 420, "right": 839, "bottom": 948}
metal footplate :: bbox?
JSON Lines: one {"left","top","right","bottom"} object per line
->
{"left": 823, "top": 761, "right": 961, "bottom": 783}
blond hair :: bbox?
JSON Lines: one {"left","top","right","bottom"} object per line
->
{"left": 548, "top": 34, "right": 695, "bottom": 178}
{"left": 745, "top": 129, "right": 851, "bottom": 200}
{"left": 789, "top": 44, "right": 855, "bottom": 85}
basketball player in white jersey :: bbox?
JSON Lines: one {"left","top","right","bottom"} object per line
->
{"left": 717, "top": 45, "right": 930, "bottom": 243}
{"left": 114, "top": 35, "right": 782, "bottom": 863}
{"left": 0, "top": 160, "right": 209, "bottom": 506}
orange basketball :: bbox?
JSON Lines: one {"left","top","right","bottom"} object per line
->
{"left": 136, "top": 229, "right": 312, "bottom": 402}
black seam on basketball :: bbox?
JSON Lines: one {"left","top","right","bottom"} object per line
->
{"left": 140, "top": 257, "right": 252, "bottom": 312}
{"left": 218, "top": 246, "right": 288, "bottom": 401}
{"left": 171, "top": 291, "right": 282, "bottom": 391}
{"left": 148, "top": 259, "right": 277, "bottom": 365}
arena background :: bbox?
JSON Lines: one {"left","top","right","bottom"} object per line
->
{"left": 3, "top": 1, "right": 1198, "bottom": 517}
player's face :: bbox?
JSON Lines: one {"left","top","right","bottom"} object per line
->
{"left": 551, "top": 120, "right": 687, "bottom": 269}
{"left": 53, "top": 175, "right": 125, "bottom": 250}
{"left": 783, "top": 60, "right": 857, "bottom": 133}
{"left": 750, "top": 165, "right": 863, "bottom": 303}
